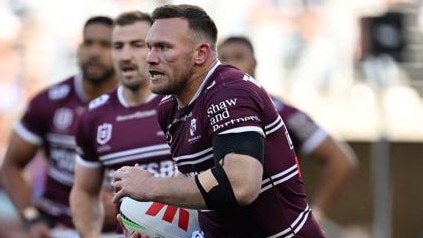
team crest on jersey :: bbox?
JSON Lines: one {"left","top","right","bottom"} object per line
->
{"left": 97, "top": 123, "right": 112, "bottom": 145}
{"left": 53, "top": 108, "right": 73, "bottom": 130}
{"left": 49, "top": 84, "right": 70, "bottom": 100}
{"left": 89, "top": 94, "right": 110, "bottom": 110}
{"left": 188, "top": 118, "right": 201, "bottom": 143}
{"left": 189, "top": 118, "right": 197, "bottom": 136}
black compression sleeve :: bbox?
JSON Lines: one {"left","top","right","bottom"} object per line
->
{"left": 212, "top": 131, "right": 264, "bottom": 164}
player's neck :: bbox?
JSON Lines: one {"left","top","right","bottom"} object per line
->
{"left": 176, "top": 58, "right": 218, "bottom": 108}
{"left": 84, "top": 76, "right": 118, "bottom": 100}
{"left": 122, "top": 85, "right": 152, "bottom": 107}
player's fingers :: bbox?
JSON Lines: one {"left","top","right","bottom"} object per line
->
{"left": 116, "top": 213, "right": 124, "bottom": 228}
{"left": 113, "top": 171, "right": 123, "bottom": 182}
{"left": 126, "top": 231, "right": 142, "bottom": 238}
{"left": 112, "top": 188, "right": 125, "bottom": 203}
{"left": 134, "top": 232, "right": 149, "bottom": 238}
{"left": 118, "top": 165, "right": 132, "bottom": 173}
{"left": 116, "top": 214, "right": 132, "bottom": 236}
{"left": 112, "top": 180, "right": 121, "bottom": 193}
{"left": 112, "top": 175, "right": 121, "bottom": 182}
{"left": 113, "top": 166, "right": 131, "bottom": 180}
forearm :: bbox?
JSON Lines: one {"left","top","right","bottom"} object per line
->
{"left": 310, "top": 138, "right": 357, "bottom": 215}
{"left": 1, "top": 165, "right": 33, "bottom": 213}
{"left": 1, "top": 132, "right": 39, "bottom": 214}
{"left": 149, "top": 176, "right": 207, "bottom": 209}
{"left": 100, "top": 188, "right": 118, "bottom": 230}
{"left": 148, "top": 156, "right": 261, "bottom": 209}
{"left": 70, "top": 188, "right": 104, "bottom": 237}
{"left": 113, "top": 155, "right": 262, "bottom": 209}
{"left": 313, "top": 155, "right": 355, "bottom": 214}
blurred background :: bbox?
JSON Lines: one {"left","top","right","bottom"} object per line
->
{"left": 0, "top": 0, "right": 422, "bottom": 237}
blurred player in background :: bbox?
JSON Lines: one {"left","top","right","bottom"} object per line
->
{"left": 0, "top": 16, "right": 118, "bottom": 238}
{"left": 70, "top": 11, "right": 175, "bottom": 237}
{"left": 217, "top": 35, "right": 358, "bottom": 224}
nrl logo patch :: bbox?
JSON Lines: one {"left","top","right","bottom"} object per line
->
{"left": 97, "top": 123, "right": 112, "bottom": 145}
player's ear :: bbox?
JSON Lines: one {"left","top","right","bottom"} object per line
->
{"left": 194, "top": 43, "right": 210, "bottom": 65}
{"left": 252, "top": 56, "right": 257, "bottom": 70}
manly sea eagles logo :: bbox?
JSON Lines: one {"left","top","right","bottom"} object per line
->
{"left": 97, "top": 123, "right": 112, "bottom": 145}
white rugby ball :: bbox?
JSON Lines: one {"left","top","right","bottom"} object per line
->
{"left": 120, "top": 197, "right": 202, "bottom": 238}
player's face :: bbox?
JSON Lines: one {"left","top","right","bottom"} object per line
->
{"left": 146, "top": 18, "right": 196, "bottom": 96}
{"left": 78, "top": 23, "right": 115, "bottom": 84}
{"left": 218, "top": 42, "right": 256, "bottom": 77}
{"left": 112, "top": 21, "right": 151, "bottom": 91}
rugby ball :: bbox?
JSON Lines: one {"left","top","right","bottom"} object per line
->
{"left": 119, "top": 197, "right": 202, "bottom": 238}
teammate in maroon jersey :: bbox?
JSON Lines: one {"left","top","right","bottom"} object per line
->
{"left": 70, "top": 11, "right": 175, "bottom": 237}
{"left": 217, "top": 36, "right": 358, "bottom": 222}
{"left": 0, "top": 16, "right": 118, "bottom": 238}
{"left": 112, "top": 4, "right": 326, "bottom": 237}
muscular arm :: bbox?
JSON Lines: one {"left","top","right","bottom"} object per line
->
{"left": 0, "top": 131, "right": 39, "bottom": 213}
{"left": 70, "top": 163, "right": 105, "bottom": 237}
{"left": 112, "top": 154, "right": 263, "bottom": 209}
{"left": 309, "top": 136, "right": 358, "bottom": 218}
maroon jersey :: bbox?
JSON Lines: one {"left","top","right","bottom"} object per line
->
{"left": 75, "top": 86, "right": 173, "bottom": 181}
{"left": 271, "top": 97, "right": 329, "bottom": 155}
{"left": 158, "top": 64, "right": 325, "bottom": 238}
{"left": 15, "top": 74, "right": 90, "bottom": 227}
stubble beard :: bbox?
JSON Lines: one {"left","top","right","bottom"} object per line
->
{"left": 124, "top": 75, "right": 149, "bottom": 92}
{"left": 83, "top": 66, "right": 115, "bottom": 85}
{"left": 152, "top": 67, "right": 191, "bottom": 96}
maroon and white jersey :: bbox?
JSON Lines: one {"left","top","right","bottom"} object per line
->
{"left": 271, "top": 96, "right": 329, "bottom": 155}
{"left": 75, "top": 86, "right": 173, "bottom": 182}
{"left": 15, "top": 74, "right": 90, "bottom": 227}
{"left": 158, "top": 63, "right": 325, "bottom": 238}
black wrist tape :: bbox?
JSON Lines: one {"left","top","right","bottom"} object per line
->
{"left": 195, "top": 164, "right": 239, "bottom": 210}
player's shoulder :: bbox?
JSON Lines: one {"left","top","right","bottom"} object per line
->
{"left": 152, "top": 94, "right": 167, "bottom": 105}
{"left": 213, "top": 64, "right": 245, "bottom": 84}
{"left": 31, "top": 76, "right": 75, "bottom": 103}
{"left": 207, "top": 65, "right": 244, "bottom": 90}
{"left": 206, "top": 65, "right": 265, "bottom": 99}
{"left": 158, "top": 94, "right": 176, "bottom": 107}
{"left": 270, "top": 95, "right": 286, "bottom": 112}
{"left": 276, "top": 100, "right": 316, "bottom": 128}
{"left": 157, "top": 94, "right": 177, "bottom": 122}
{"left": 87, "top": 91, "right": 115, "bottom": 111}
{"left": 276, "top": 99, "right": 305, "bottom": 116}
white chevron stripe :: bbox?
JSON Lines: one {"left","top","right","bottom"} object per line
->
{"left": 266, "top": 204, "right": 311, "bottom": 238}
{"left": 101, "top": 144, "right": 170, "bottom": 161}
{"left": 173, "top": 147, "right": 213, "bottom": 162}
{"left": 103, "top": 149, "right": 171, "bottom": 165}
